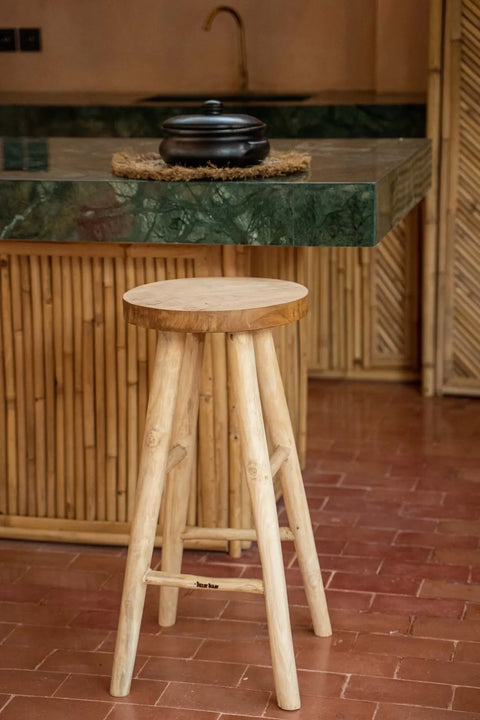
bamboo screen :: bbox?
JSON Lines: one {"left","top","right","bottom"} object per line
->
{"left": 436, "top": 0, "right": 480, "bottom": 394}
{"left": 295, "top": 213, "right": 420, "bottom": 382}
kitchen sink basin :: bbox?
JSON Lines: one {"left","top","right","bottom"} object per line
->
{"left": 137, "top": 93, "right": 312, "bottom": 103}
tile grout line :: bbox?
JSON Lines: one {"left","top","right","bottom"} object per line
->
{"left": 134, "top": 654, "right": 151, "bottom": 678}
{"left": 34, "top": 646, "right": 59, "bottom": 671}
{"left": 95, "top": 630, "right": 114, "bottom": 652}
{"left": 102, "top": 702, "right": 117, "bottom": 720}
{"left": 0, "top": 695, "right": 15, "bottom": 716}
{"left": 416, "top": 577, "right": 425, "bottom": 598}
{"left": 260, "top": 689, "right": 273, "bottom": 717}
{"left": 154, "top": 678, "right": 171, "bottom": 706}
{"left": 448, "top": 684, "right": 457, "bottom": 711}
{"left": 50, "top": 672, "right": 72, "bottom": 698}
{"left": 339, "top": 672, "right": 352, "bottom": 699}
{"left": 191, "top": 636, "right": 207, "bottom": 660}
{"left": 236, "top": 663, "right": 251, "bottom": 689}
{"left": 0, "top": 625, "right": 18, "bottom": 646}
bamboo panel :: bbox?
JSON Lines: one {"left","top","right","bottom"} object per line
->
{"left": 41, "top": 256, "right": 56, "bottom": 517}
{"left": 134, "top": 257, "right": 148, "bottom": 483}
{"left": 0, "top": 253, "right": 17, "bottom": 515}
{"left": 222, "top": 245, "right": 249, "bottom": 556}
{"left": 112, "top": 255, "right": 125, "bottom": 522}
{"left": 0, "top": 256, "right": 6, "bottom": 515}
{"left": 283, "top": 219, "right": 421, "bottom": 382}
{"left": 21, "top": 259, "right": 34, "bottom": 515}
{"left": 9, "top": 255, "right": 27, "bottom": 516}
{"left": 197, "top": 334, "right": 216, "bottom": 528}
{"left": 246, "top": 245, "right": 308, "bottom": 465}
{"left": 422, "top": 0, "right": 444, "bottom": 396}
{"left": 72, "top": 256, "right": 85, "bottom": 520}
{"left": 0, "top": 241, "right": 306, "bottom": 547}
{"left": 51, "top": 257, "right": 65, "bottom": 516}
{"left": 211, "top": 333, "right": 229, "bottom": 528}
{"left": 370, "top": 212, "right": 420, "bottom": 369}
{"left": 81, "top": 257, "right": 96, "bottom": 521}
{"left": 436, "top": 0, "right": 480, "bottom": 394}
{"left": 92, "top": 257, "right": 105, "bottom": 520}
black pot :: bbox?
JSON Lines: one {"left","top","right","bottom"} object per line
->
{"left": 159, "top": 99, "right": 270, "bottom": 168}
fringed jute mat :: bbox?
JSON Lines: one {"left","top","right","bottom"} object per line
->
{"left": 111, "top": 149, "right": 311, "bottom": 181}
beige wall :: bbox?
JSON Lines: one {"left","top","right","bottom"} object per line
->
{"left": 0, "top": 0, "right": 429, "bottom": 94}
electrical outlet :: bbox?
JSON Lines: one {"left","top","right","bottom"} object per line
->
{"left": 0, "top": 28, "right": 16, "bottom": 52}
{"left": 19, "top": 27, "right": 41, "bottom": 51}
{"left": 3, "top": 140, "right": 24, "bottom": 170}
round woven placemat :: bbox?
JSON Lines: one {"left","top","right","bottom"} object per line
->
{"left": 111, "top": 149, "right": 311, "bottom": 181}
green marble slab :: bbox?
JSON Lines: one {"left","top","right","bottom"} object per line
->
{"left": 0, "top": 137, "right": 431, "bottom": 247}
{"left": 0, "top": 102, "right": 425, "bottom": 140}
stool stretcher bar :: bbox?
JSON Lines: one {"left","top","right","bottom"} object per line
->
{"left": 181, "top": 525, "right": 295, "bottom": 542}
{"left": 145, "top": 569, "right": 265, "bottom": 594}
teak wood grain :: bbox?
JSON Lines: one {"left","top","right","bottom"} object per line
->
{"left": 123, "top": 277, "right": 309, "bottom": 333}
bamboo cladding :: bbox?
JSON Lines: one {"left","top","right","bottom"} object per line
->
{"left": 450, "top": 0, "right": 480, "bottom": 382}
{"left": 254, "top": 216, "right": 421, "bottom": 383}
{"left": 371, "top": 212, "right": 420, "bottom": 370}
{"left": 0, "top": 242, "right": 201, "bottom": 522}
{"left": 436, "top": 0, "right": 480, "bottom": 393}
{"left": 422, "top": 0, "right": 444, "bottom": 396}
{"left": 247, "top": 245, "right": 307, "bottom": 460}
{"left": 0, "top": 241, "right": 305, "bottom": 541}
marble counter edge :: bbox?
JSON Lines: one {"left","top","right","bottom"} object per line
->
{"left": 0, "top": 139, "right": 431, "bottom": 248}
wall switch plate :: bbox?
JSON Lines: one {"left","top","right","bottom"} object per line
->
{"left": 3, "top": 139, "right": 24, "bottom": 170}
{"left": 19, "top": 27, "right": 41, "bottom": 51}
{"left": 0, "top": 28, "right": 16, "bottom": 51}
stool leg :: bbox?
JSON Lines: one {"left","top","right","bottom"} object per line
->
{"left": 110, "top": 331, "right": 186, "bottom": 697}
{"left": 254, "top": 329, "right": 332, "bottom": 637}
{"left": 159, "top": 333, "right": 205, "bottom": 627}
{"left": 228, "top": 331, "right": 300, "bottom": 711}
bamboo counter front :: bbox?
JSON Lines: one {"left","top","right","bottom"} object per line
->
{"left": 0, "top": 137, "right": 431, "bottom": 550}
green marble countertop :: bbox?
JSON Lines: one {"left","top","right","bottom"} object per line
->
{"left": 0, "top": 137, "right": 431, "bottom": 247}
{"left": 0, "top": 91, "right": 426, "bottom": 140}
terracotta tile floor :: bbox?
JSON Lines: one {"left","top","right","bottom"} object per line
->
{"left": 0, "top": 379, "right": 479, "bottom": 719}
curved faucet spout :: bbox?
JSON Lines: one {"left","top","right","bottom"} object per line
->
{"left": 202, "top": 5, "right": 249, "bottom": 94}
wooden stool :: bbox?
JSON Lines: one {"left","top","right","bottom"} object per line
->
{"left": 110, "top": 277, "right": 332, "bottom": 711}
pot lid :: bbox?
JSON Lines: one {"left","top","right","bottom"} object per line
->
{"left": 162, "top": 99, "right": 265, "bottom": 133}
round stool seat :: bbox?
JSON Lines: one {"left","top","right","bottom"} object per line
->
{"left": 123, "top": 277, "right": 308, "bottom": 333}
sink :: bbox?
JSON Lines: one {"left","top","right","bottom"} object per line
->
{"left": 137, "top": 93, "right": 312, "bottom": 103}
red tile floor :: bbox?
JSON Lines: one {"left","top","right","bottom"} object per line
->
{"left": 0, "top": 379, "right": 479, "bottom": 719}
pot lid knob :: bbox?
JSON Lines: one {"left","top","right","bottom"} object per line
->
{"left": 203, "top": 99, "right": 223, "bottom": 115}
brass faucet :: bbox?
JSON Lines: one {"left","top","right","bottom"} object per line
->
{"left": 202, "top": 5, "right": 249, "bottom": 94}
